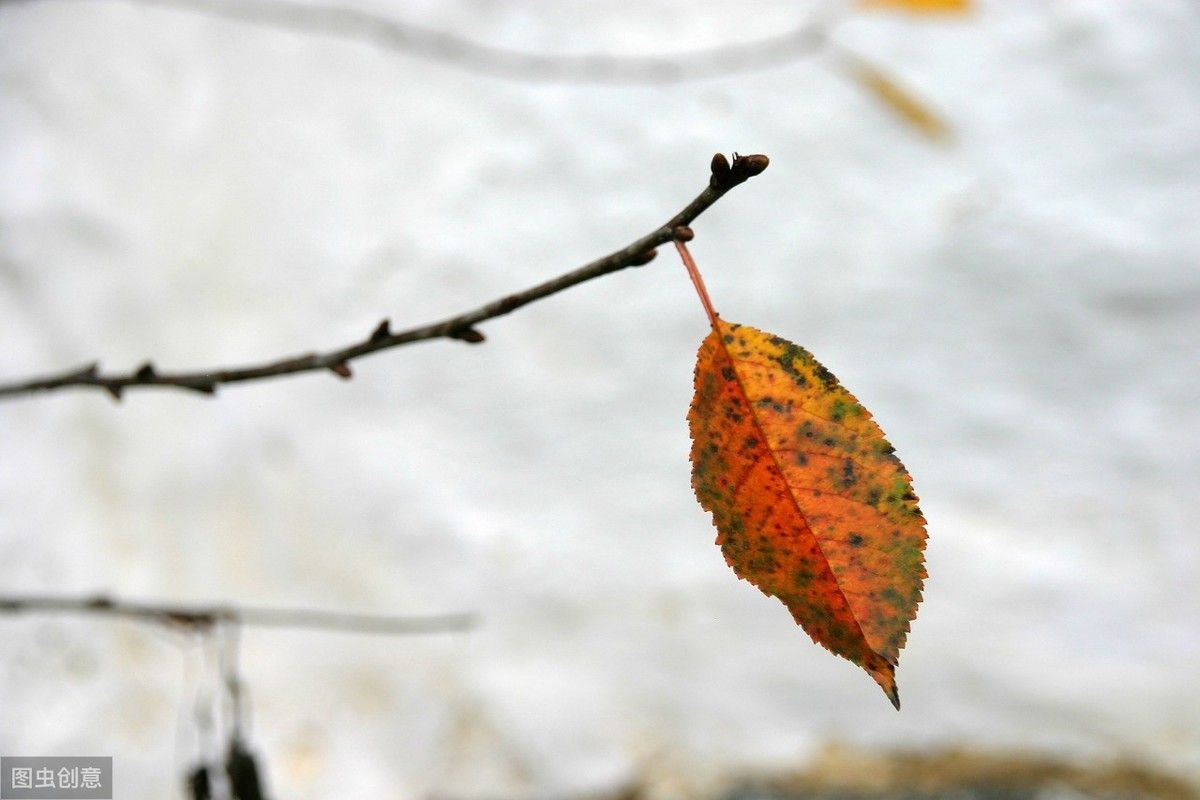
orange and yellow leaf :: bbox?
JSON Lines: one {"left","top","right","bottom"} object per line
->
{"left": 850, "top": 59, "right": 950, "bottom": 141}
{"left": 859, "top": 0, "right": 969, "bottom": 13}
{"left": 688, "top": 318, "right": 927, "bottom": 708}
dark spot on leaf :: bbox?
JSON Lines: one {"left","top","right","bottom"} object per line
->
{"left": 849, "top": 533, "right": 864, "bottom": 547}
{"left": 841, "top": 459, "right": 857, "bottom": 488}
{"left": 749, "top": 552, "right": 779, "bottom": 573}
{"left": 881, "top": 587, "right": 906, "bottom": 610}
{"left": 814, "top": 363, "right": 838, "bottom": 389}
{"left": 774, "top": 342, "right": 814, "bottom": 388}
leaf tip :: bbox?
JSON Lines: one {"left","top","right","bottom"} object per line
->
{"left": 867, "top": 658, "right": 901, "bottom": 710}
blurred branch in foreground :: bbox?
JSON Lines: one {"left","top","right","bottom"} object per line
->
{"left": 3, "top": 0, "right": 836, "bottom": 83}
{"left": 0, "top": 592, "right": 477, "bottom": 635}
{"left": 0, "top": 152, "right": 768, "bottom": 401}
{"left": 2, "top": 0, "right": 960, "bottom": 138}
{"left": 0, "top": 590, "right": 468, "bottom": 799}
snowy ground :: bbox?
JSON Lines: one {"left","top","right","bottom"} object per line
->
{"left": 1, "top": 1, "right": 1198, "bottom": 798}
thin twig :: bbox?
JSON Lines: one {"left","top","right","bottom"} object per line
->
{"left": 1, "top": 0, "right": 838, "bottom": 84}
{"left": 0, "top": 593, "right": 478, "bottom": 635}
{"left": 0, "top": 152, "right": 769, "bottom": 401}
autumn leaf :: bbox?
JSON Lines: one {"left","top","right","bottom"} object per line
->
{"left": 676, "top": 237, "right": 926, "bottom": 709}
{"left": 859, "top": 0, "right": 970, "bottom": 13}
{"left": 847, "top": 57, "right": 951, "bottom": 142}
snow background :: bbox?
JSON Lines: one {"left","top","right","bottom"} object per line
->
{"left": 1, "top": 0, "right": 1198, "bottom": 797}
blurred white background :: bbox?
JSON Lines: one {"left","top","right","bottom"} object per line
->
{"left": 1, "top": 1, "right": 1197, "bottom": 797}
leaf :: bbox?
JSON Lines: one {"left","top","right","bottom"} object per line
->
{"left": 849, "top": 58, "right": 951, "bottom": 142}
{"left": 688, "top": 317, "right": 927, "bottom": 708}
{"left": 859, "top": 0, "right": 970, "bottom": 13}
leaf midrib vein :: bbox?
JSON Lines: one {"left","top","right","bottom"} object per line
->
{"left": 716, "top": 327, "right": 875, "bottom": 655}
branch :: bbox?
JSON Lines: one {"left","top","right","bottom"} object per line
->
{"left": 0, "top": 592, "right": 477, "bottom": 635}
{"left": 3, "top": 0, "right": 836, "bottom": 84}
{"left": 0, "top": 152, "right": 769, "bottom": 401}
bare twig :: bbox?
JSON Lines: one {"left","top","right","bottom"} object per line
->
{"left": 0, "top": 152, "right": 769, "bottom": 401}
{"left": 0, "top": 592, "right": 477, "bottom": 635}
{"left": 2, "top": 0, "right": 837, "bottom": 84}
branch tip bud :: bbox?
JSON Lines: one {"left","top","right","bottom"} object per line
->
{"left": 740, "top": 153, "right": 770, "bottom": 176}
{"left": 729, "top": 153, "right": 770, "bottom": 184}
